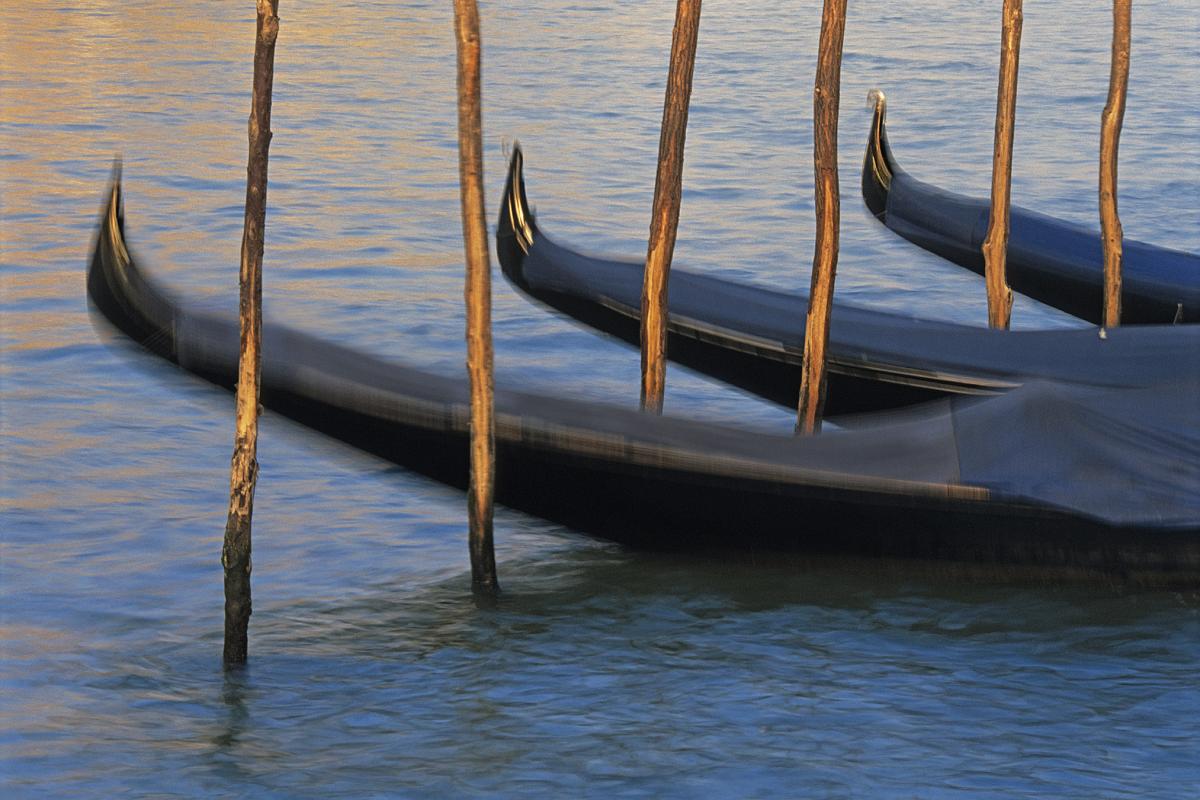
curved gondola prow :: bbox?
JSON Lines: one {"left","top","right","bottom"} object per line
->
{"left": 496, "top": 143, "right": 537, "bottom": 286}
{"left": 861, "top": 89, "right": 896, "bottom": 220}
{"left": 86, "top": 164, "right": 179, "bottom": 364}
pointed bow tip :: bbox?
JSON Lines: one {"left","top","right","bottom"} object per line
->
{"left": 104, "top": 157, "right": 125, "bottom": 230}
{"left": 498, "top": 141, "right": 534, "bottom": 254}
{"left": 867, "top": 88, "right": 887, "bottom": 115}
{"left": 94, "top": 155, "right": 132, "bottom": 288}
{"left": 862, "top": 89, "right": 895, "bottom": 220}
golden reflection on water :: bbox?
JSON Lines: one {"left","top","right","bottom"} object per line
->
{"left": 1, "top": 0, "right": 473, "bottom": 356}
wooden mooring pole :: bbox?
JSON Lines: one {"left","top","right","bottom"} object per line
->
{"left": 453, "top": 0, "right": 499, "bottom": 595}
{"left": 1100, "top": 0, "right": 1130, "bottom": 328}
{"left": 980, "top": 0, "right": 1022, "bottom": 330}
{"left": 796, "top": 0, "right": 847, "bottom": 436}
{"left": 222, "top": 0, "right": 279, "bottom": 665}
{"left": 640, "top": 0, "right": 703, "bottom": 414}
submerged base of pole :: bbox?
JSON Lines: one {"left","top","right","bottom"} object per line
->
{"left": 222, "top": 510, "right": 253, "bottom": 665}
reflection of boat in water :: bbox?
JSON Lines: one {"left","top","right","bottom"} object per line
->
{"left": 496, "top": 145, "right": 1199, "bottom": 414}
{"left": 862, "top": 91, "right": 1200, "bottom": 325}
{"left": 88, "top": 170, "right": 1200, "bottom": 581}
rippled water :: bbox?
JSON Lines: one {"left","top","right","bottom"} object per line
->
{"left": 2, "top": 1, "right": 1198, "bottom": 796}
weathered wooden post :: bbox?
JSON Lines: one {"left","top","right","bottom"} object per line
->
{"left": 1100, "top": 0, "right": 1130, "bottom": 328}
{"left": 222, "top": 0, "right": 279, "bottom": 665}
{"left": 640, "top": 0, "right": 703, "bottom": 413}
{"left": 796, "top": 0, "right": 848, "bottom": 436}
{"left": 980, "top": 0, "right": 1022, "bottom": 330}
{"left": 453, "top": 0, "right": 499, "bottom": 595}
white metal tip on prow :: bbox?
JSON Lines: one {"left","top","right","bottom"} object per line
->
{"left": 866, "top": 88, "right": 887, "bottom": 112}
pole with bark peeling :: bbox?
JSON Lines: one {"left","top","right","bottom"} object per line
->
{"left": 640, "top": 0, "right": 703, "bottom": 414}
{"left": 980, "top": 0, "right": 1022, "bottom": 330}
{"left": 796, "top": 0, "right": 847, "bottom": 436}
{"left": 222, "top": 0, "right": 279, "bottom": 665}
{"left": 453, "top": 0, "right": 499, "bottom": 595}
{"left": 1100, "top": 0, "right": 1130, "bottom": 328}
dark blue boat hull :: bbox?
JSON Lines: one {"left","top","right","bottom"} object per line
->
{"left": 862, "top": 94, "right": 1199, "bottom": 325}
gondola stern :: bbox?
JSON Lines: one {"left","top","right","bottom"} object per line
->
{"left": 496, "top": 142, "right": 537, "bottom": 284}
{"left": 862, "top": 89, "right": 897, "bottom": 220}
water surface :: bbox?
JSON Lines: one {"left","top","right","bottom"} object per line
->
{"left": 2, "top": 1, "right": 1198, "bottom": 796}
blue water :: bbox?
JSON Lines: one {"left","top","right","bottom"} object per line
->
{"left": 2, "top": 1, "right": 1198, "bottom": 796}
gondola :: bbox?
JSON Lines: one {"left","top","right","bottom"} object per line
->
{"left": 496, "top": 145, "right": 1199, "bottom": 414}
{"left": 87, "top": 170, "right": 1200, "bottom": 580}
{"left": 862, "top": 91, "right": 1200, "bottom": 324}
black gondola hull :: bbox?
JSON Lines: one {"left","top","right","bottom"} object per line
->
{"left": 496, "top": 146, "right": 1199, "bottom": 416}
{"left": 88, "top": 171, "right": 1200, "bottom": 581}
{"left": 862, "top": 93, "right": 1200, "bottom": 324}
